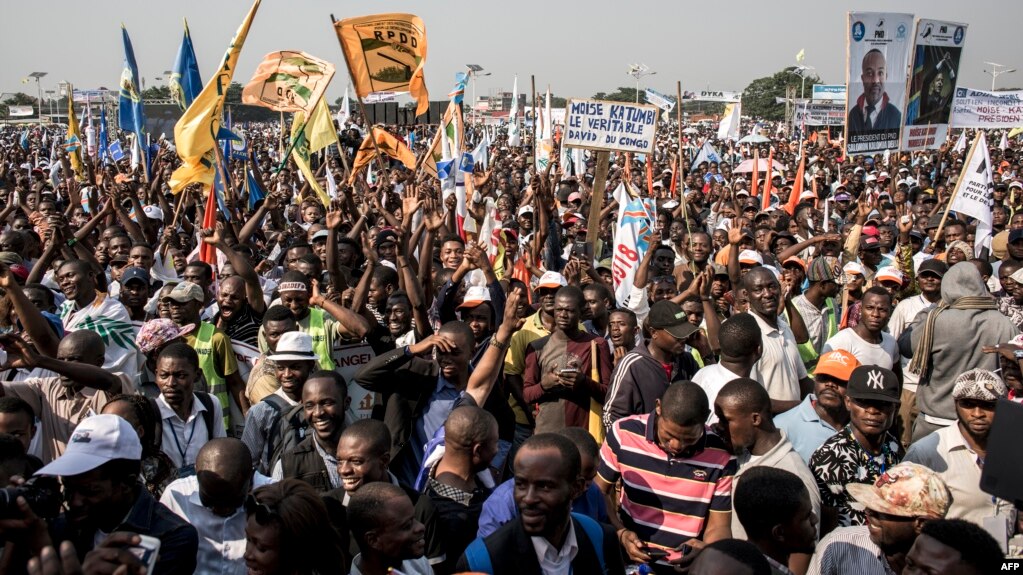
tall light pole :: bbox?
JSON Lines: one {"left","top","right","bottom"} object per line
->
{"left": 466, "top": 64, "right": 490, "bottom": 124}
{"left": 628, "top": 64, "right": 655, "bottom": 103}
{"left": 791, "top": 65, "right": 815, "bottom": 100}
{"left": 984, "top": 62, "right": 1017, "bottom": 91}
{"left": 28, "top": 72, "right": 46, "bottom": 122}
{"left": 45, "top": 90, "right": 55, "bottom": 117}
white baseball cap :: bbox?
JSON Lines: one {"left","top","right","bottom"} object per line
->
{"left": 142, "top": 205, "right": 164, "bottom": 220}
{"left": 36, "top": 414, "right": 142, "bottom": 477}
{"left": 267, "top": 332, "right": 318, "bottom": 362}
{"left": 738, "top": 250, "right": 763, "bottom": 265}
{"left": 537, "top": 271, "right": 568, "bottom": 289}
{"left": 844, "top": 262, "right": 866, "bottom": 276}
{"left": 458, "top": 285, "right": 492, "bottom": 309}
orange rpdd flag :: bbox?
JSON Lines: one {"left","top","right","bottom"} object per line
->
{"left": 761, "top": 148, "right": 774, "bottom": 211}
{"left": 749, "top": 148, "right": 760, "bottom": 198}
{"left": 349, "top": 127, "right": 417, "bottom": 184}
{"left": 335, "top": 14, "right": 429, "bottom": 116}
{"left": 785, "top": 141, "right": 806, "bottom": 216}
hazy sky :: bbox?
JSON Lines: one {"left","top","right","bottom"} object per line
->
{"left": 3, "top": 0, "right": 1021, "bottom": 106}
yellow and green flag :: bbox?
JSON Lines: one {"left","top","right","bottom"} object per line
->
{"left": 170, "top": 0, "right": 260, "bottom": 192}
{"left": 65, "top": 90, "right": 85, "bottom": 181}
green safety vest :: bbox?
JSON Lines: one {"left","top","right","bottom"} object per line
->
{"left": 193, "top": 321, "right": 230, "bottom": 430}
{"left": 307, "top": 308, "right": 336, "bottom": 370}
{"left": 796, "top": 298, "right": 839, "bottom": 374}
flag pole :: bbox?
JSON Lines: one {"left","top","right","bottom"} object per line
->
{"left": 331, "top": 14, "right": 389, "bottom": 173}
{"left": 676, "top": 80, "right": 694, "bottom": 267}
{"left": 531, "top": 75, "right": 537, "bottom": 166}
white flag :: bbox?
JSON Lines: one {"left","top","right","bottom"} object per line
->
{"left": 507, "top": 76, "right": 521, "bottom": 147}
{"left": 471, "top": 131, "right": 490, "bottom": 171}
{"left": 612, "top": 183, "right": 657, "bottom": 306}
{"left": 949, "top": 131, "right": 994, "bottom": 257}
{"left": 953, "top": 130, "right": 967, "bottom": 153}
{"left": 324, "top": 160, "right": 338, "bottom": 200}
{"left": 336, "top": 87, "right": 350, "bottom": 125}
{"left": 1000, "top": 131, "right": 1009, "bottom": 151}
{"left": 717, "top": 103, "right": 740, "bottom": 140}
{"left": 692, "top": 141, "right": 722, "bottom": 168}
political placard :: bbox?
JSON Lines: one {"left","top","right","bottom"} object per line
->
{"left": 795, "top": 102, "right": 846, "bottom": 126}
{"left": 563, "top": 99, "right": 658, "bottom": 155}
{"left": 951, "top": 88, "right": 1023, "bottom": 128}
{"left": 644, "top": 88, "right": 676, "bottom": 112}
{"left": 8, "top": 106, "right": 33, "bottom": 117}
{"left": 902, "top": 20, "right": 967, "bottom": 151}
{"left": 812, "top": 85, "right": 847, "bottom": 101}
{"left": 333, "top": 342, "right": 378, "bottom": 425}
{"left": 682, "top": 90, "right": 742, "bottom": 103}
{"left": 845, "top": 12, "right": 914, "bottom": 155}
{"left": 949, "top": 131, "right": 993, "bottom": 256}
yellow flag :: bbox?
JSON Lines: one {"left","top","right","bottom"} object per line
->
{"left": 65, "top": 91, "right": 85, "bottom": 181}
{"left": 291, "top": 112, "right": 331, "bottom": 208}
{"left": 335, "top": 14, "right": 429, "bottom": 116}
{"left": 170, "top": 0, "right": 260, "bottom": 191}
{"left": 308, "top": 97, "right": 339, "bottom": 154}
{"left": 349, "top": 127, "right": 417, "bottom": 184}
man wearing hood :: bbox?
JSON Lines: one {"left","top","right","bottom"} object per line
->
{"left": 904, "top": 263, "right": 1017, "bottom": 442}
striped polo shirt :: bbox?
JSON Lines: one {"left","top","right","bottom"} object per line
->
{"left": 597, "top": 412, "right": 736, "bottom": 553}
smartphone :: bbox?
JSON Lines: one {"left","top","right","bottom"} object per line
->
{"left": 646, "top": 548, "right": 669, "bottom": 561}
{"left": 572, "top": 241, "right": 593, "bottom": 261}
{"left": 127, "top": 534, "right": 161, "bottom": 574}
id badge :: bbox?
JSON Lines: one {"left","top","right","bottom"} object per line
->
{"left": 177, "top": 464, "right": 196, "bottom": 478}
{"left": 982, "top": 515, "right": 1009, "bottom": 554}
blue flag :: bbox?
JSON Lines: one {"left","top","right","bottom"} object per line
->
{"left": 119, "top": 25, "right": 148, "bottom": 168}
{"left": 109, "top": 141, "right": 125, "bottom": 161}
{"left": 246, "top": 169, "right": 265, "bottom": 209}
{"left": 435, "top": 159, "right": 454, "bottom": 181}
{"left": 98, "top": 107, "right": 109, "bottom": 163}
{"left": 459, "top": 151, "right": 475, "bottom": 173}
{"left": 19, "top": 130, "right": 29, "bottom": 151}
{"left": 169, "top": 19, "right": 202, "bottom": 111}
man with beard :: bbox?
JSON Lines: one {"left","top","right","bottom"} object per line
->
{"left": 163, "top": 281, "right": 246, "bottom": 432}
{"left": 456, "top": 433, "right": 625, "bottom": 575}
{"left": 273, "top": 370, "right": 350, "bottom": 493}
{"left": 523, "top": 286, "right": 612, "bottom": 434}
{"left": 0, "top": 331, "right": 129, "bottom": 463}
{"left": 745, "top": 267, "right": 814, "bottom": 413}
{"left": 848, "top": 49, "right": 903, "bottom": 133}
{"left": 505, "top": 272, "right": 566, "bottom": 450}
{"left": 904, "top": 369, "right": 1016, "bottom": 525}
{"left": 56, "top": 259, "right": 140, "bottom": 375}
{"left": 775, "top": 350, "right": 859, "bottom": 463}
{"left": 204, "top": 228, "right": 267, "bottom": 346}
{"left": 242, "top": 332, "right": 317, "bottom": 475}
{"left": 348, "top": 483, "right": 432, "bottom": 575}
{"left": 810, "top": 463, "right": 950, "bottom": 575}
{"left": 811, "top": 365, "right": 904, "bottom": 533}
{"left": 823, "top": 287, "right": 900, "bottom": 372}
{"left": 733, "top": 467, "right": 818, "bottom": 575}
{"left": 1, "top": 414, "right": 198, "bottom": 573}
{"left": 117, "top": 267, "right": 151, "bottom": 331}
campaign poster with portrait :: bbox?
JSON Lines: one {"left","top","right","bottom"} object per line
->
{"left": 902, "top": 20, "right": 968, "bottom": 151}
{"left": 845, "top": 12, "right": 914, "bottom": 155}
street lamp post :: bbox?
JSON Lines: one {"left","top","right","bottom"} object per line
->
{"left": 628, "top": 64, "right": 655, "bottom": 104}
{"left": 984, "top": 62, "right": 1017, "bottom": 91}
{"left": 28, "top": 72, "right": 46, "bottom": 122}
{"left": 466, "top": 65, "right": 490, "bottom": 124}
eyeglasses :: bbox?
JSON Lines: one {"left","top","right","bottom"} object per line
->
{"left": 245, "top": 493, "right": 278, "bottom": 525}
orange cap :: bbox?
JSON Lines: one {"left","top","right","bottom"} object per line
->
{"left": 815, "top": 349, "right": 859, "bottom": 382}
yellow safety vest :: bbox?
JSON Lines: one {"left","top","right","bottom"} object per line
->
{"left": 307, "top": 308, "right": 336, "bottom": 370}
{"left": 193, "top": 322, "right": 230, "bottom": 430}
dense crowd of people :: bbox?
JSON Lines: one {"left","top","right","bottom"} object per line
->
{"left": 0, "top": 108, "right": 1019, "bottom": 575}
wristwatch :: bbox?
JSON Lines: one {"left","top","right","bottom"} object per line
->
{"left": 1012, "top": 349, "right": 1023, "bottom": 362}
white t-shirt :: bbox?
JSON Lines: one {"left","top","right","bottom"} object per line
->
{"left": 889, "top": 294, "right": 935, "bottom": 392}
{"left": 822, "top": 328, "right": 899, "bottom": 370}
{"left": 692, "top": 363, "right": 748, "bottom": 424}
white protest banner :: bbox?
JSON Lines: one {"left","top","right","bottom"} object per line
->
{"left": 333, "top": 342, "right": 378, "bottom": 424}
{"left": 845, "top": 12, "right": 914, "bottom": 156}
{"left": 563, "top": 99, "right": 658, "bottom": 155}
{"left": 230, "top": 340, "right": 261, "bottom": 384}
{"left": 813, "top": 85, "right": 847, "bottom": 101}
{"left": 902, "top": 20, "right": 967, "bottom": 151}
{"left": 611, "top": 183, "right": 657, "bottom": 306}
{"left": 644, "top": 88, "right": 676, "bottom": 112}
{"left": 363, "top": 91, "right": 399, "bottom": 104}
{"left": 949, "top": 131, "right": 993, "bottom": 256}
{"left": 549, "top": 108, "right": 566, "bottom": 126}
{"left": 950, "top": 88, "right": 1023, "bottom": 128}
{"left": 9, "top": 106, "right": 33, "bottom": 117}
{"left": 682, "top": 90, "right": 742, "bottom": 103}
{"left": 794, "top": 102, "right": 846, "bottom": 126}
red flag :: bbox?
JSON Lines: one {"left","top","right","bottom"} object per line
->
{"left": 199, "top": 185, "right": 218, "bottom": 265}
{"left": 761, "top": 148, "right": 774, "bottom": 211}
{"left": 749, "top": 148, "right": 760, "bottom": 198}
{"left": 784, "top": 142, "right": 806, "bottom": 216}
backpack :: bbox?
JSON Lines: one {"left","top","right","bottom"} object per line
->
{"left": 266, "top": 400, "right": 309, "bottom": 470}
{"left": 463, "top": 513, "right": 606, "bottom": 574}
{"left": 194, "top": 392, "right": 217, "bottom": 439}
